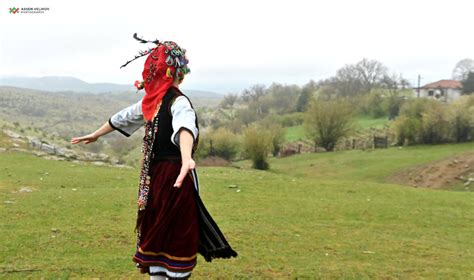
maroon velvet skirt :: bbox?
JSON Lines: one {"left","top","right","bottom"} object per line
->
{"left": 133, "top": 160, "right": 199, "bottom": 276}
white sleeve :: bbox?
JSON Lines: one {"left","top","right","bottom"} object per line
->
{"left": 108, "top": 99, "right": 145, "bottom": 137}
{"left": 170, "top": 96, "right": 198, "bottom": 146}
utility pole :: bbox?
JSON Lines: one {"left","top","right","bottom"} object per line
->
{"left": 417, "top": 74, "right": 421, "bottom": 98}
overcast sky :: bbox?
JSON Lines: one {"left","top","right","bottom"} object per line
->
{"left": 1, "top": 0, "right": 473, "bottom": 93}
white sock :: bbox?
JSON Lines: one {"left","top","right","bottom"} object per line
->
{"left": 150, "top": 275, "right": 167, "bottom": 280}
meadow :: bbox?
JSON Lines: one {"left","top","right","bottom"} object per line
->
{"left": 284, "top": 116, "right": 389, "bottom": 142}
{"left": 0, "top": 142, "right": 473, "bottom": 279}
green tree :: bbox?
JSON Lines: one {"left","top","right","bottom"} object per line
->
{"left": 297, "top": 81, "right": 317, "bottom": 112}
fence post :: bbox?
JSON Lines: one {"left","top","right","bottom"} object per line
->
{"left": 209, "top": 139, "right": 214, "bottom": 156}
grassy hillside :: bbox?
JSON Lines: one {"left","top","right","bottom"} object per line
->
{"left": 269, "top": 142, "right": 474, "bottom": 185}
{"left": 1, "top": 143, "right": 473, "bottom": 278}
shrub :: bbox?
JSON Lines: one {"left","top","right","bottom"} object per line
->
{"left": 243, "top": 126, "right": 272, "bottom": 170}
{"left": 383, "top": 95, "right": 405, "bottom": 119}
{"left": 447, "top": 96, "right": 474, "bottom": 142}
{"left": 361, "top": 90, "right": 386, "bottom": 118}
{"left": 257, "top": 116, "right": 287, "bottom": 156}
{"left": 278, "top": 112, "right": 305, "bottom": 127}
{"left": 206, "top": 128, "right": 240, "bottom": 160}
{"left": 399, "top": 98, "right": 429, "bottom": 119}
{"left": 419, "top": 102, "right": 450, "bottom": 144}
{"left": 268, "top": 124, "right": 286, "bottom": 156}
{"left": 304, "top": 99, "right": 354, "bottom": 151}
{"left": 392, "top": 116, "right": 421, "bottom": 145}
{"left": 392, "top": 98, "right": 457, "bottom": 145}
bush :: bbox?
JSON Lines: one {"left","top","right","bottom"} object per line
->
{"left": 243, "top": 126, "right": 272, "bottom": 170}
{"left": 278, "top": 112, "right": 305, "bottom": 127}
{"left": 361, "top": 90, "right": 386, "bottom": 118}
{"left": 304, "top": 99, "right": 354, "bottom": 151}
{"left": 391, "top": 98, "right": 467, "bottom": 145}
{"left": 206, "top": 128, "right": 240, "bottom": 160}
{"left": 392, "top": 116, "right": 421, "bottom": 145}
{"left": 257, "top": 116, "right": 287, "bottom": 156}
{"left": 383, "top": 95, "right": 405, "bottom": 119}
{"left": 269, "top": 124, "right": 286, "bottom": 156}
{"left": 399, "top": 98, "right": 429, "bottom": 119}
{"left": 447, "top": 96, "right": 474, "bottom": 142}
{"left": 420, "top": 102, "right": 450, "bottom": 144}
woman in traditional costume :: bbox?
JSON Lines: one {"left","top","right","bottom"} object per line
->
{"left": 72, "top": 34, "right": 237, "bottom": 279}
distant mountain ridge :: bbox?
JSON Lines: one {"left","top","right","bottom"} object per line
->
{"left": 0, "top": 76, "right": 223, "bottom": 100}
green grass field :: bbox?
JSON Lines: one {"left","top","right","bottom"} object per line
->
{"left": 1, "top": 142, "right": 473, "bottom": 279}
{"left": 285, "top": 116, "right": 390, "bottom": 142}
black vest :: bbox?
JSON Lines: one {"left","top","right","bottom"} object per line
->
{"left": 151, "top": 87, "right": 198, "bottom": 162}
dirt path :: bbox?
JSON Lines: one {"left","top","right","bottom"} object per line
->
{"left": 387, "top": 152, "right": 474, "bottom": 189}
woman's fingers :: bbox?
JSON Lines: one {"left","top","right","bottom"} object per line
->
{"left": 174, "top": 166, "right": 187, "bottom": 188}
{"left": 71, "top": 134, "right": 97, "bottom": 145}
{"left": 70, "top": 137, "right": 83, "bottom": 144}
{"left": 71, "top": 137, "right": 87, "bottom": 144}
{"left": 173, "top": 160, "right": 195, "bottom": 188}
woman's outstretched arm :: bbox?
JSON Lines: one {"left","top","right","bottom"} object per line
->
{"left": 71, "top": 121, "right": 115, "bottom": 144}
{"left": 173, "top": 129, "right": 195, "bottom": 188}
{"left": 71, "top": 100, "right": 144, "bottom": 145}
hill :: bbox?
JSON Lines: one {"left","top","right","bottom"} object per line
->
{"left": 0, "top": 76, "right": 133, "bottom": 94}
{"left": 0, "top": 143, "right": 473, "bottom": 278}
{"left": 0, "top": 76, "right": 224, "bottom": 101}
{"left": 0, "top": 85, "right": 219, "bottom": 144}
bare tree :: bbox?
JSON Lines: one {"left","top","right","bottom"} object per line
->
{"left": 334, "top": 64, "right": 363, "bottom": 97}
{"left": 462, "top": 71, "right": 474, "bottom": 94}
{"left": 219, "top": 93, "right": 239, "bottom": 109}
{"left": 381, "top": 73, "right": 411, "bottom": 96}
{"left": 452, "top": 58, "right": 474, "bottom": 81}
{"left": 333, "top": 58, "right": 388, "bottom": 97}
{"left": 266, "top": 83, "right": 300, "bottom": 114}
{"left": 241, "top": 84, "right": 266, "bottom": 103}
{"left": 356, "top": 58, "right": 388, "bottom": 93}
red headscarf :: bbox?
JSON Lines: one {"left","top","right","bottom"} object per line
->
{"left": 120, "top": 35, "right": 189, "bottom": 121}
{"left": 140, "top": 45, "right": 174, "bottom": 121}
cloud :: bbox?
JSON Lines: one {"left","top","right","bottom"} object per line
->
{"left": 1, "top": 0, "right": 473, "bottom": 92}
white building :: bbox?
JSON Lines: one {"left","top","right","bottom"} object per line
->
{"left": 415, "top": 79, "right": 463, "bottom": 103}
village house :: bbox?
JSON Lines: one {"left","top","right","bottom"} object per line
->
{"left": 415, "top": 79, "right": 463, "bottom": 103}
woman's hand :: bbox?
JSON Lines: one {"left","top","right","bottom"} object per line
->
{"left": 71, "top": 133, "right": 98, "bottom": 144}
{"left": 70, "top": 121, "right": 115, "bottom": 145}
{"left": 174, "top": 158, "right": 195, "bottom": 188}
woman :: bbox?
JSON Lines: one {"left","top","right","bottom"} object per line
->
{"left": 72, "top": 35, "right": 236, "bottom": 279}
